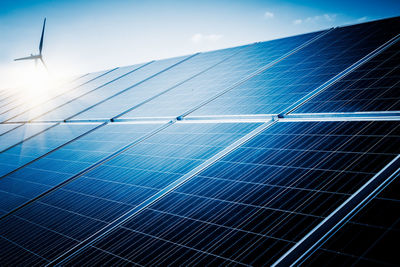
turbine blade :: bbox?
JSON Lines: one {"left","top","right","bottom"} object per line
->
{"left": 35, "top": 58, "right": 38, "bottom": 68}
{"left": 40, "top": 57, "right": 48, "bottom": 70}
{"left": 39, "top": 18, "right": 46, "bottom": 55}
{"left": 14, "top": 55, "right": 37, "bottom": 61}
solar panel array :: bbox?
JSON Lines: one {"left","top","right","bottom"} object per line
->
{"left": 0, "top": 17, "right": 399, "bottom": 266}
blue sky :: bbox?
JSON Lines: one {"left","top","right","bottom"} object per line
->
{"left": 1, "top": 0, "right": 399, "bottom": 87}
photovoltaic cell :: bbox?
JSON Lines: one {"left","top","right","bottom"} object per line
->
{"left": 30, "top": 56, "right": 193, "bottom": 122}
{"left": 295, "top": 39, "right": 400, "bottom": 113}
{"left": 304, "top": 176, "right": 400, "bottom": 266}
{"left": 71, "top": 45, "right": 250, "bottom": 121}
{"left": 0, "top": 123, "right": 100, "bottom": 177}
{"left": 64, "top": 120, "right": 400, "bottom": 266}
{"left": 0, "top": 122, "right": 262, "bottom": 264}
{"left": 118, "top": 31, "right": 324, "bottom": 119}
{"left": 189, "top": 18, "right": 400, "bottom": 117}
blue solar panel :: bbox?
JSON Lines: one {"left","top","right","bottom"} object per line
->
{"left": 61, "top": 120, "right": 400, "bottom": 266}
{"left": 188, "top": 18, "right": 399, "bottom": 117}
{"left": 0, "top": 122, "right": 262, "bottom": 264}
{"left": 294, "top": 39, "right": 400, "bottom": 113}
{"left": 71, "top": 46, "right": 250, "bottom": 121}
{"left": 117, "top": 31, "right": 324, "bottom": 119}
{"left": 0, "top": 123, "right": 100, "bottom": 177}
{"left": 304, "top": 176, "right": 400, "bottom": 266}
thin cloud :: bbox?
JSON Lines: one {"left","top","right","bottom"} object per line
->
{"left": 293, "top": 14, "right": 337, "bottom": 25}
{"left": 191, "top": 33, "right": 223, "bottom": 44}
{"left": 357, "top": 16, "right": 368, "bottom": 22}
{"left": 293, "top": 19, "right": 302, "bottom": 25}
{"left": 264, "top": 11, "right": 274, "bottom": 19}
{"left": 323, "top": 14, "right": 336, "bottom": 21}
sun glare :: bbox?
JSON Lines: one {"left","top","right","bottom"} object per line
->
{"left": 9, "top": 65, "right": 73, "bottom": 108}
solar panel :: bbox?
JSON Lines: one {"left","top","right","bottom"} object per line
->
{"left": 28, "top": 56, "right": 192, "bottom": 122}
{"left": 0, "top": 123, "right": 100, "bottom": 177}
{"left": 0, "top": 122, "right": 262, "bottom": 264}
{"left": 294, "top": 39, "right": 400, "bottom": 113}
{"left": 304, "top": 176, "right": 400, "bottom": 266}
{"left": 60, "top": 120, "right": 400, "bottom": 266}
{"left": 188, "top": 18, "right": 400, "bottom": 117}
{"left": 116, "top": 31, "right": 324, "bottom": 119}
{"left": 70, "top": 45, "right": 251, "bottom": 121}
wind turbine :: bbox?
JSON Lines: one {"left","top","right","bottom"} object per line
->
{"left": 14, "top": 18, "right": 48, "bottom": 70}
